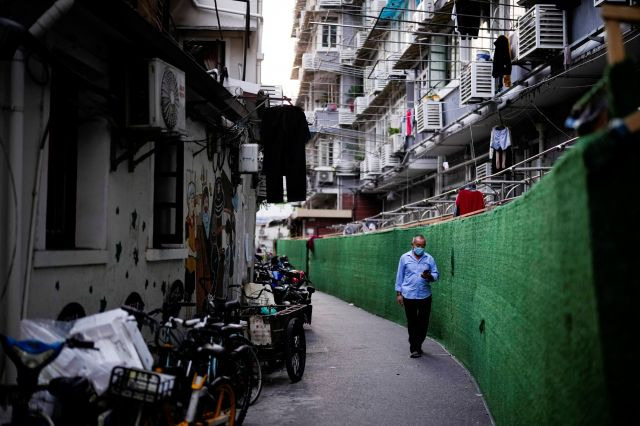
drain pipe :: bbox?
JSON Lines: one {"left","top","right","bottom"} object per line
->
{"left": 18, "top": 0, "right": 76, "bottom": 325}
{"left": 5, "top": 49, "right": 25, "bottom": 354}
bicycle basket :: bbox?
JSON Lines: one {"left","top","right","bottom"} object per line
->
{"left": 108, "top": 366, "right": 174, "bottom": 403}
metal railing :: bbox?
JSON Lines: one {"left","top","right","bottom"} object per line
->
{"left": 331, "top": 136, "right": 579, "bottom": 235}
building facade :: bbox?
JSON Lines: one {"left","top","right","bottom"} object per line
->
{"left": 0, "top": 0, "right": 264, "bottom": 343}
{"left": 291, "top": 0, "right": 639, "bottom": 231}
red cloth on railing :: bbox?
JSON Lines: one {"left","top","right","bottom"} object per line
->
{"left": 455, "top": 189, "right": 485, "bottom": 216}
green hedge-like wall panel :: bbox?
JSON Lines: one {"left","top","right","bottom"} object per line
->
{"left": 275, "top": 130, "right": 636, "bottom": 425}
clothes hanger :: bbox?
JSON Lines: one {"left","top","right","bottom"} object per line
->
{"left": 601, "top": 5, "right": 640, "bottom": 134}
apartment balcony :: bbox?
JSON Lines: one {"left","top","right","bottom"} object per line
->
{"left": 338, "top": 109, "right": 356, "bottom": 126}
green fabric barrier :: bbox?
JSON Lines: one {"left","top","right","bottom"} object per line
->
{"left": 277, "top": 128, "right": 640, "bottom": 424}
{"left": 275, "top": 238, "right": 307, "bottom": 271}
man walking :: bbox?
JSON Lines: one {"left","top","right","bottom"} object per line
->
{"left": 395, "top": 234, "right": 439, "bottom": 358}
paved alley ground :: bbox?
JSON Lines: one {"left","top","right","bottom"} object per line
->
{"left": 244, "top": 291, "right": 493, "bottom": 426}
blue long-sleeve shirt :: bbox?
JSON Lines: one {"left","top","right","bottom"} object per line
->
{"left": 395, "top": 250, "right": 439, "bottom": 299}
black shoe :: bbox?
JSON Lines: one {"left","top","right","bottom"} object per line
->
{"left": 410, "top": 351, "right": 421, "bottom": 358}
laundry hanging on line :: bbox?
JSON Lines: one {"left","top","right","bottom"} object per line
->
{"left": 455, "top": 185, "right": 485, "bottom": 217}
{"left": 259, "top": 105, "right": 310, "bottom": 203}
{"left": 489, "top": 126, "right": 512, "bottom": 172}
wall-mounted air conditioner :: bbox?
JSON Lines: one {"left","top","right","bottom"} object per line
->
{"left": 381, "top": 143, "right": 400, "bottom": 169}
{"left": 339, "top": 109, "right": 356, "bottom": 126}
{"left": 476, "top": 162, "right": 492, "bottom": 180}
{"left": 517, "top": 4, "right": 566, "bottom": 61}
{"left": 372, "top": 68, "right": 388, "bottom": 93}
{"left": 126, "top": 58, "right": 186, "bottom": 133}
{"left": 459, "top": 62, "right": 494, "bottom": 105}
{"left": 416, "top": 101, "right": 426, "bottom": 133}
{"left": 355, "top": 96, "right": 368, "bottom": 115}
{"left": 391, "top": 133, "right": 404, "bottom": 153}
{"left": 366, "top": 154, "right": 381, "bottom": 174}
{"left": 340, "top": 49, "right": 356, "bottom": 64}
{"left": 314, "top": 166, "right": 335, "bottom": 184}
{"left": 423, "top": 101, "right": 443, "bottom": 130}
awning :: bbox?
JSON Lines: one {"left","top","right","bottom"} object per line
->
{"left": 291, "top": 209, "right": 353, "bottom": 219}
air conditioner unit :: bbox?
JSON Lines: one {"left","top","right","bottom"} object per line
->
{"left": 340, "top": 49, "right": 356, "bottom": 64}
{"left": 424, "top": 101, "right": 443, "bottom": 130}
{"left": 476, "top": 162, "right": 492, "bottom": 180}
{"left": 517, "top": 4, "right": 566, "bottom": 61}
{"left": 416, "top": 102, "right": 426, "bottom": 133}
{"left": 126, "top": 58, "right": 186, "bottom": 133}
{"left": 391, "top": 133, "right": 404, "bottom": 153}
{"left": 381, "top": 143, "right": 400, "bottom": 169}
{"left": 366, "top": 154, "right": 381, "bottom": 174}
{"left": 459, "top": 62, "right": 494, "bottom": 105}
{"left": 314, "top": 166, "right": 335, "bottom": 184}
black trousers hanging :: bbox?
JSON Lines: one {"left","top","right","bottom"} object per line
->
{"left": 403, "top": 297, "right": 432, "bottom": 352}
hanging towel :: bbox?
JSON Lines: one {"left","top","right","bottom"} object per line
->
{"left": 406, "top": 109, "right": 413, "bottom": 137}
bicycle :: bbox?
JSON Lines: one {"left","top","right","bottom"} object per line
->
{"left": 0, "top": 333, "right": 97, "bottom": 426}
{"left": 121, "top": 305, "right": 245, "bottom": 425}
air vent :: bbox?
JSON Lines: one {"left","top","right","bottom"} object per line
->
{"left": 424, "top": 101, "right": 443, "bottom": 130}
{"left": 517, "top": 4, "right": 566, "bottom": 61}
{"left": 460, "top": 62, "right": 494, "bottom": 105}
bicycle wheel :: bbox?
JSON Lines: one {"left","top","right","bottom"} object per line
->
{"left": 221, "top": 347, "right": 252, "bottom": 425}
{"left": 285, "top": 317, "right": 306, "bottom": 383}
{"left": 197, "top": 378, "right": 236, "bottom": 426}
{"left": 228, "top": 336, "right": 262, "bottom": 406}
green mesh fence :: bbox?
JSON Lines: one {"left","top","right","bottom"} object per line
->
{"left": 277, "top": 129, "right": 640, "bottom": 424}
{"left": 276, "top": 238, "right": 307, "bottom": 271}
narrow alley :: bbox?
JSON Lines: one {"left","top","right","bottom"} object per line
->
{"left": 245, "top": 291, "right": 491, "bottom": 426}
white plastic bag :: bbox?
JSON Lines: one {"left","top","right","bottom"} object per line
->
{"left": 20, "top": 309, "right": 152, "bottom": 395}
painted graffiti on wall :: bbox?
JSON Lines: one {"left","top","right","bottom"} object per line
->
{"left": 185, "top": 156, "right": 237, "bottom": 312}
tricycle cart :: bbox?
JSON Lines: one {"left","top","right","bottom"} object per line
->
{"left": 239, "top": 303, "right": 311, "bottom": 383}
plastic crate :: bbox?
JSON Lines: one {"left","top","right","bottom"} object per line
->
{"left": 109, "top": 367, "right": 174, "bottom": 403}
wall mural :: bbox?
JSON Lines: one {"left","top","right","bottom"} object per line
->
{"left": 185, "top": 153, "right": 237, "bottom": 312}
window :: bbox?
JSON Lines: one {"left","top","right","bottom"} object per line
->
{"left": 46, "top": 70, "right": 78, "bottom": 249}
{"left": 320, "top": 17, "right": 338, "bottom": 49}
{"left": 427, "top": 35, "right": 450, "bottom": 92}
{"left": 153, "top": 140, "right": 184, "bottom": 247}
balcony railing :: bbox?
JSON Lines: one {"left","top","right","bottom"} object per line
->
{"left": 302, "top": 52, "right": 345, "bottom": 73}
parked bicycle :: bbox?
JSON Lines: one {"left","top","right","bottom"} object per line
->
{"left": 0, "top": 333, "right": 99, "bottom": 426}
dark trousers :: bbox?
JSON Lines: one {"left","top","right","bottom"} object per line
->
{"left": 403, "top": 297, "right": 432, "bottom": 352}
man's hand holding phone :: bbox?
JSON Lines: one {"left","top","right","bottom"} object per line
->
{"left": 421, "top": 267, "right": 432, "bottom": 281}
